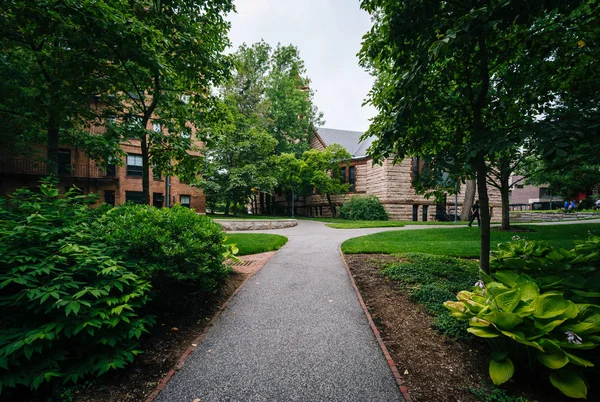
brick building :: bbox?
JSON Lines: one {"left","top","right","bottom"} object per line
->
{"left": 0, "top": 120, "right": 206, "bottom": 213}
{"left": 276, "top": 127, "right": 501, "bottom": 221}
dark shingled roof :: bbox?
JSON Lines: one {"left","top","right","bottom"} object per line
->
{"left": 316, "top": 127, "right": 374, "bottom": 159}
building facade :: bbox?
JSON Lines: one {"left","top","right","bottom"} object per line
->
{"left": 275, "top": 127, "right": 501, "bottom": 221}
{"left": 0, "top": 121, "right": 206, "bottom": 213}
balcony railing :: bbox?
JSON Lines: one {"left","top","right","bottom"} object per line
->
{"left": 0, "top": 159, "right": 117, "bottom": 179}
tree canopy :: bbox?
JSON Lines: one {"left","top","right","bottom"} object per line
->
{"left": 359, "top": 0, "right": 599, "bottom": 272}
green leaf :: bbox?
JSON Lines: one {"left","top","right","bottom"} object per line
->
{"left": 489, "top": 357, "right": 514, "bottom": 386}
{"left": 566, "top": 352, "right": 595, "bottom": 368}
{"left": 532, "top": 294, "right": 574, "bottom": 319}
{"left": 495, "top": 288, "right": 521, "bottom": 312}
{"left": 537, "top": 340, "right": 568, "bottom": 369}
{"left": 549, "top": 369, "right": 587, "bottom": 399}
{"left": 483, "top": 311, "right": 523, "bottom": 331}
{"left": 467, "top": 326, "right": 500, "bottom": 338}
{"left": 515, "top": 282, "right": 539, "bottom": 302}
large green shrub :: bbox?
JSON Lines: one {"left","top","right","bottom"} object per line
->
{"left": 445, "top": 236, "right": 600, "bottom": 399}
{"left": 339, "top": 196, "right": 388, "bottom": 221}
{"left": 0, "top": 182, "right": 154, "bottom": 395}
{"left": 96, "top": 204, "right": 231, "bottom": 291}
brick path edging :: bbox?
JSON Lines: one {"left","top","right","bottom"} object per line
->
{"left": 144, "top": 251, "right": 277, "bottom": 402}
{"left": 339, "top": 247, "right": 414, "bottom": 402}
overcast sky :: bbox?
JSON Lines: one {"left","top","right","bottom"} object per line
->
{"left": 227, "top": 0, "right": 376, "bottom": 132}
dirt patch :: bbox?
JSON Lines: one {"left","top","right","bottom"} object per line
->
{"left": 345, "top": 254, "right": 489, "bottom": 402}
{"left": 343, "top": 254, "right": 581, "bottom": 402}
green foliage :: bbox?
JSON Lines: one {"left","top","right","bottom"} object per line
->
{"left": 339, "top": 196, "right": 388, "bottom": 221}
{"left": 469, "top": 384, "right": 530, "bottom": 402}
{"left": 97, "top": 204, "right": 231, "bottom": 291}
{"left": 0, "top": 181, "right": 154, "bottom": 395}
{"left": 444, "top": 236, "right": 600, "bottom": 398}
{"left": 381, "top": 254, "right": 478, "bottom": 338}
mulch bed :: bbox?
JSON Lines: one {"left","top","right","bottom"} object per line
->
{"left": 344, "top": 254, "right": 578, "bottom": 402}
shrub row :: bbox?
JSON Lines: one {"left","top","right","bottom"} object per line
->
{"left": 0, "top": 181, "right": 231, "bottom": 396}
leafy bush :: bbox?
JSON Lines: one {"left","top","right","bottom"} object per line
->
{"left": 96, "top": 204, "right": 231, "bottom": 291}
{"left": 577, "top": 198, "right": 595, "bottom": 211}
{"left": 382, "top": 253, "right": 478, "bottom": 338}
{"left": 0, "top": 181, "right": 154, "bottom": 395}
{"left": 339, "top": 196, "right": 388, "bottom": 221}
{"left": 445, "top": 236, "right": 600, "bottom": 399}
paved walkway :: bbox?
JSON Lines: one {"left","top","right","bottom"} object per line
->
{"left": 155, "top": 221, "right": 466, "bottom": 402}
{"left": 155, "top": 219, "right": 600, "bottom": 401}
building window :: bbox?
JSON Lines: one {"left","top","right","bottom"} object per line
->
{"left": 126, "top": 154, "right": 143, "bottom": 177}
{"left": 180, "top": 195, "right": 191, "bottom": 208}
{"left": 181, "top": 130, "right": 191, "bottom": 139}
{"left": 106, "top": 115, "right": 117, "bottom": 124}
{"left": 104, "top": 190, "right": 115, "bottom": 206}
{"left": 180, "top": 94, "right": 190, "bottom": 104}
{"left": 349, "top": 166, "right": 355, "bottom": 192}
{"left": 126, "top": 191, "right": 144, "bottom": 204}
{"left": 412, "top": 205, "right": 419, "bottom": 222}
{"left": 57, "top": 149, "right": 71, "bottom": 176}
{"left": 153, "top": 192, "right": 164, "bottom": 208}
{"left": 422, "top": 205, "right": 428, "bottom": 222}
{"left": 152, "top": 122, "right": 162, "bottom": 132}
{"left": 340, "top": 167, "right": 346, "bottom": 183}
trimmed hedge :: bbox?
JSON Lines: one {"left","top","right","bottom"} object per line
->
{"left": 96, "top": 204, "right": 231, "bottom": 292}
{"left": 339, "top": 196, "right": 388, "bottom": 221}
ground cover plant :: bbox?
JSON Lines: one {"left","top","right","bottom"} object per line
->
{"left": 341, "top": 224, "right": 600, "bottom": 256}
{"left": 381, "top": 253, "right": 478, "bottom": 338}
{"left": 445, "top": 236, "right": 600, "bottom": 399}
{"left": 224, "top": 234, "right": 288, "bottom": 256}
{"left": 0, "top": 182, "right": 154, "bottom": 397}
{"left": 339, "top": 196, "right": 388, "bottom": 221}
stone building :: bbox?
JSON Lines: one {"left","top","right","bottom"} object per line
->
{"left": 282, "top": 127, "right": 501, "bottom": 221}
{"left": 0, "top": 119, "right": 206, "bottom": 213}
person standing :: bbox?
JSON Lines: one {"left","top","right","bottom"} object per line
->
{"left": 468, "top": 200, "right": 480, "bottom": 227}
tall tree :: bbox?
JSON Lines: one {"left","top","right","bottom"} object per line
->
{"left": 359, "top": 0, "right": 598, "bottom": 273}
{"left": 0, "top": 0, "right": 124, "bottom": 171}
{"left": 99, "top": 0, "right": 233, "bottom": 204}
{"left": 301, "top": 144, "right": 351, "bottom": 218}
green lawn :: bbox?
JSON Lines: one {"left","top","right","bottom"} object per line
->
{"left": 341, "top": 223, "right": 600, "bottom": 257}
{"left": 224, "top": 233, "right": 288, "bottom": 256}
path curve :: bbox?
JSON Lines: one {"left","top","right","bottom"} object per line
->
{"left": 154, "top": 219, "right": 600, "bottom": 401}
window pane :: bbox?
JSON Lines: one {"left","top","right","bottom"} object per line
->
{"left": 126, "top": 191, "right": 144, "bottom": 204}
{"left": 349, "top": 166, "right": 355, "bottom": 192}
{"left": 153, "top": 122, "right": 161, "bottom": 132}
{"left": 127, "top": 155, "right": 143, "bottom": 166}
{"left": 180, "top": 195, "right": 191, "bottom": 207}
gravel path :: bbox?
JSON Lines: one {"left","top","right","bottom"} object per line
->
{"left": 154, "top": 221, "right": 463, "bottom": 402}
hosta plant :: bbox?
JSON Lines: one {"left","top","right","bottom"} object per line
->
{"left": 0, "top": 181, "right": 154, "bottom": 395}
{"left": 445, "top": 237, "right": 600, "bottom": 399}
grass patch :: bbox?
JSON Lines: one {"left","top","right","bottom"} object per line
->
{"left": 342, "top": 223, "right": 600, "bottom": 257}
{"left": 224, "top": 233, "right": 288, "bottom": 256}
{"left": 381, "top": 253, "right": 478, "bottom": 339}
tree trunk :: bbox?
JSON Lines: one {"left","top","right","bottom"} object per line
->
{"left": 500, "top": 179, "right": 511, "bottom": 231}
{"left": 224, "top": 200, "right": 230, "bottom": 216}
{"left": 461, "top": 179, "right": 476, "bottom": 221}
{"left": 141, "top": 133, "right": 150, "bottom": 204}
{"left": 266, "top": 194, "right": 272, "bottom": 214}
{"left": 46, "top": 114, "right": 60, "bottom": 176}
{"left": 475, "top": 154, "right": 491, "bottom": 273}
{"left": 232, "top": 200, "right": 238, "bottom": 216}
{"left": 260, "top": 192, "right": 265, "bottom": 215}
{"left": 326, "top": 193, "right": 337, "bottom": 218}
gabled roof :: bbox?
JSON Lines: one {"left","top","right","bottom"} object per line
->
{"left": 316, "top": 127, "right": 374, "bottom": 159}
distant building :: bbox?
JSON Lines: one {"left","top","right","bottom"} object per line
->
{"left": 0, "top": 117, "right": 205, "bottom": 212}
{"left": 275, "top": 127, "right": 501, "bottom": 221}
{"left": 509, "top": 175, "right": 562, "bottom": 210}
